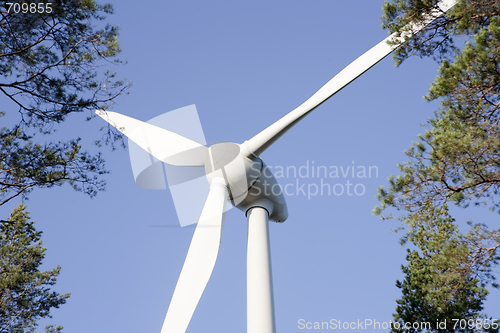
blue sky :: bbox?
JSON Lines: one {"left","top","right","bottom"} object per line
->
{"left": 2, "top": 0, "right": 499, "bottom": 332}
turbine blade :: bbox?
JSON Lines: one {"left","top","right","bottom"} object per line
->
{"left": 160, "top": 179, "right": 228, "bottom": 333}
{"left": 242, "top": 0, "right": 457, "bottom": 157}
{"left": 95, "top": 110, "right": 208, "bottom": 166}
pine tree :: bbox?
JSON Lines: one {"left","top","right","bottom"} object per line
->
{"left": 0, "top": 1, "right": 129, "bottom": 329}
{"left": 0, "top": 204, "right": 69, "bottom": 332}
{"left": 391, "top": 205, "right": 496, "bottom": 332}
{"left": 374, "top": 0, "right": 500, "bottom": 328}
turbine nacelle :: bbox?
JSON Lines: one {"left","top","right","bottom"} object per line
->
{"left": 236, "top": 160, "right": 288, "bottom": 223}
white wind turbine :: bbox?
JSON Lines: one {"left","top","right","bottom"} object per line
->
{"left": 96, "top": 1, "right": 456, "bottom": 332}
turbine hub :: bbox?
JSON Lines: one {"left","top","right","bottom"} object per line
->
{"left": 205, "top": 142, "right": 261, "bottom": 205}
{"left": 204, "top": 142, "right": 288, "bottom": 222}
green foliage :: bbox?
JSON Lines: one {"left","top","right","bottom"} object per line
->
{"left": 44, "top": 325, "right": 64, "bottom": 333}
{"left": 0, "top": 0, "right": 128, "bottom": 126}
{"left": 377, "top": 0, "right": 500, "bottom": 328}
{"left": 0, "top": 204, "right": 69, "bottom": 332}
{"left": 392, "top": 205, "right": 497, "bottom": 332}
{"left": 0, "top": 120, "right": 107, "bottom": 205}
{"left": 375, "top": 10, "right": 500, "bottom": 220}
{"left": 381, "top": 0, "right": 500, "bottom": 66}
{"left": 0, "top": 0, "right": 129, "bottom": 204}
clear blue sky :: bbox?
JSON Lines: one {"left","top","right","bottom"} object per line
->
{"left": 3, "top": 0, "right": 498, "bottom": 332}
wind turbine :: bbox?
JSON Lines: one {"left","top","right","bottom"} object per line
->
{"left": 96, "top": 1, "right": 456, "bottom": 332}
